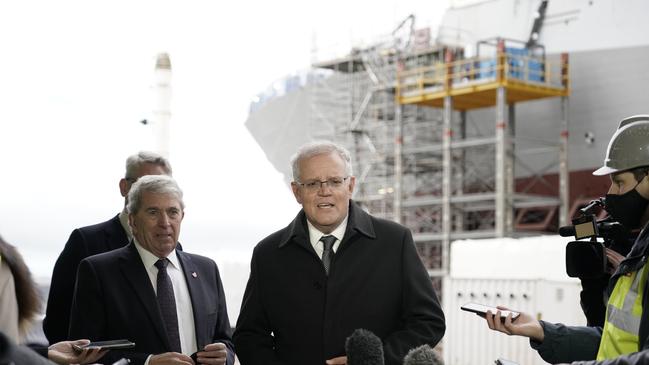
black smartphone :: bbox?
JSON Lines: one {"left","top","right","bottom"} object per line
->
{"left": 460, "top": 302, "right": 520, "bottom": 321}
{"left": 73, "top": 339, "right": 135, "bottom": 351}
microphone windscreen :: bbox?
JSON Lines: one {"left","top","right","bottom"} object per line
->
{"left": 403, "top": 344, "right": 442, "bottom": 365}
{"left": 346, "top": 328, "right": 384, "bottom": 365}
{"left": 558, "top": 225, "right": 575, "bottom": 237}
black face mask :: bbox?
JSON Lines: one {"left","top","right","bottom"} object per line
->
{"left": 605, "top": 186, "right": 649, "bottom": 231}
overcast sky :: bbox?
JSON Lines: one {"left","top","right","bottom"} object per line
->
{"left": 0, "top": 0, "right": 449, "bottom": 319}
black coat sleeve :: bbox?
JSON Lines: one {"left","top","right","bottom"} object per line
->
{"left": 233, "top": 247, "right": 288, "bottom": 365}
{"left": 209, "top": 261, "right": 235, "bottom": 365}
{"left": 530, "top": 321, "right": 601, "bottom": 363}
{"left": 382, "top": 229, "right": 446, "bottom": 365}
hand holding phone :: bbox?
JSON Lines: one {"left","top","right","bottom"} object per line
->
{"left": 460, "top": 302, "right": 520, "bottom": 321}
{"left": 464, "top": 303, "right": 545, "bottom": 341}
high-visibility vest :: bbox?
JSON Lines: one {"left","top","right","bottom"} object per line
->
{"left": 597, "top": 263, "right": 649, "bottom": 360}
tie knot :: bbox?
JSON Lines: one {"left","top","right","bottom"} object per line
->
{"left": 155, "top": 258, "right": 169, "bottom": 270}
{"left": 320, "top": 235, "right": 336, "bottom": 250}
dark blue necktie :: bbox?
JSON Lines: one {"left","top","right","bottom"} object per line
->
{"left": 320, "top": 235, "right": 336, "bottom": 275}
{"left": 155, "top": 258, "right": 181, "bottom": 352}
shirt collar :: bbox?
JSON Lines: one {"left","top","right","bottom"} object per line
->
{"left": 133, "top": 238, "right": 180, "bottom": 270}
{"left": 307, "top": 214, "right": 348, "bottom": 247}
{"left": 278, "top": 200, "right": 376, "bottom": 248}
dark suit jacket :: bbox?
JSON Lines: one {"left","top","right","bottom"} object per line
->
{"left": 233, "top": 201, "right": 446, "bottom": 365}
{"left": 68, "top": 243, "right": 234, "bottom": 365}
{"left": 44, "top": 215, "right": 128, "bottom": 344}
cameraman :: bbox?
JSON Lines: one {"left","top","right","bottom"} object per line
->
{"left": 482, "top": 115, "right": 649, "bottom": 364}
{"left": 580, "top": 149, "right": 649, "bottom": 326}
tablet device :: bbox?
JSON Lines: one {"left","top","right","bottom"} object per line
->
{"left": 73, "top": 339, "right": 135, "bottom": 351}
{"left": 460, "top": 302, "right": 520, "bottom": 321}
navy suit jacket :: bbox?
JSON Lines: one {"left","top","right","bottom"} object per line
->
{"left": 234, "top": 201, "right": 446, "bottom": 365}
{"left": 68, "top": 243, "right": 234, "bottom": 365}
{"left": 44, "top": 215, "right": 129, "bottom": 343}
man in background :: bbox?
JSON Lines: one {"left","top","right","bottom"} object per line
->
{"left": 44, "top": 151, "right": 172, "bottom": 343}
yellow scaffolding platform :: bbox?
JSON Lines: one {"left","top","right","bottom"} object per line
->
{"left": 397, "top": 48, "right": 569, "bottom": 110}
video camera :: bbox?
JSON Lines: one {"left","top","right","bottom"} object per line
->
{"left": 560, "top": 198, "right": 630, "bottom": 278}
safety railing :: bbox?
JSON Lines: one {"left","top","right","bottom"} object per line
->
{"left": 397, "top": 49, "right": 569, "bottom": 99}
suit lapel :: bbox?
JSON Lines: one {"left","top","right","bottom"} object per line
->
{"left": 177, "top": 251, "right": 208, "bottom": 348}
{"left": 119, "top": 243, "right": 171, "bottom": 350}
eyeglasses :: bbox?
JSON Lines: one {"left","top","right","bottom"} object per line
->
{"left": 296, "top": 176, "right": 350, "bottom": 191}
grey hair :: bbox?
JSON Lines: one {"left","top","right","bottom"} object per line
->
{"left": 125, "top": 151, "right": 172, "bottom": 179}
{"left": 127, "top": 175, "right": 184, "bottom": 214}
{"left": 290, "top": 141, "right": 353, "bottom": 181}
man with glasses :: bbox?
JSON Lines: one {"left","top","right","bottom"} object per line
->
{"left": 234, "top": 141, "right": 446, "bottom": 365}
{"left": 44, "top": 151, "right": 172, "bottom": 344}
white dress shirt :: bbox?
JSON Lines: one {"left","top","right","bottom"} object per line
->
{"left": 133, "top": 240, "right": 197, "bottom": 360}
{"left": 307, "top": 215, "right": 348, "bottom": 259}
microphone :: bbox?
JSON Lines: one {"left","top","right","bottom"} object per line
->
{"left": 345, "top": 328, "right": 384, "bottom": 365}
{"left": 559, "top": 221, "right": 628, "bottom": 239}
{"left": 558, "top": 225, "right": 577, "bottom": 237}
{"left": 403, "top": 344, "right": 442, "bottom": 365}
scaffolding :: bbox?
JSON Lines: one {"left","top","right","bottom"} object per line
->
{"left": 309, "top": 32, "right": 570, "bottom": 281}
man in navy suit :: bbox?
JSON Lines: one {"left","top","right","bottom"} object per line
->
{"left": 44, "top": 151, "right": 173, "bottom": 344}
{"left": 234, "top": 141, "right": 445, "bottom": 365}
{"left": 69, "top": 175, "right": 234, "bottom": 365}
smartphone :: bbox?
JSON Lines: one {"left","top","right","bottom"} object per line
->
{"left": 72, "top": 339, "right": 135, "bottom": 351}
{"left": 460, "top": 302, "right": 520, "bottom": 321}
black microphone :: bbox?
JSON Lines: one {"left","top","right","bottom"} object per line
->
{"left": 558, "top": 225, "right": 576, "bottom": 237}
{"left": 559, "top": 221, "right": 628, "bottom": 239}
{"left": 403, "top": 344, "right": 442, "bottom": 365}
{"left": 345, "top": 328, "right": 384, "bottom": 365}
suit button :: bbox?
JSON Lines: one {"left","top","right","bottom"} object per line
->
{"left": 313, "top": 281, "right": 322, "bottom": 290}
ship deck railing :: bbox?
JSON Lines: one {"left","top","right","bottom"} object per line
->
{"left": 397, "top": 51, "right": 570, "bottom": 110}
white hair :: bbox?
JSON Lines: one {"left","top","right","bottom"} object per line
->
{"left": 125, "top": 151, "right": 172, "bottom": 179}
{"left": 290, "top": 141, "right": 353, "bottom": 181}
{"left": 127, "top": 175, "right": 184, "bottom": 214}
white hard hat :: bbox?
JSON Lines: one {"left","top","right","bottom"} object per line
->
{"left": 593, "top": 115, "right": 649, "bottom": 176}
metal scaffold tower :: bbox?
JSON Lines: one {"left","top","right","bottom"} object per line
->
{"left": 309, "top": 25, "right": 570, "bottom": 283}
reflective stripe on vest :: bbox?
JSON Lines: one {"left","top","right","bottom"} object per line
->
{"left": 597, "top": 263, "right": 648, "bottom": 360}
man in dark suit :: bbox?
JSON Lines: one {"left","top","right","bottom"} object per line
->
{"left": 69, "top": 175, "right": 234, "bottom": 365}
{"left": 44, "top": 151, "right": 172, "bottom": 344}
{"left": 234, "top": 141, "right": 446, "bottom": 365}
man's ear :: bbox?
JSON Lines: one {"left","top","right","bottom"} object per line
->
{"left": 291, "top": 182, "right": 303, "bottom": 204}
{"left": 119, "top": 178, "right": 129, "bottom": 197}
{"left": 128, "top": 214, "right": 136, "bottom": 233}
{"left": 348, "top": 176, "right": 356, "bottom": 194}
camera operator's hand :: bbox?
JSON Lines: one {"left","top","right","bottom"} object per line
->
{"left": 484, "top": 306, "right": 544, "bottom": 342}
{"left": 605, "top": 248, "right": 625, "bottom": 273}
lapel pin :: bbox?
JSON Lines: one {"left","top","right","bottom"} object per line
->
{"left": 192, "top": 272, "right": 198, "bottom": 278}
